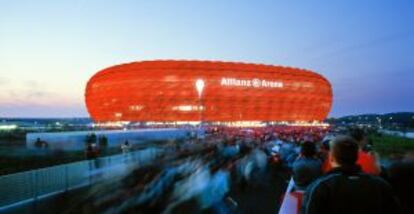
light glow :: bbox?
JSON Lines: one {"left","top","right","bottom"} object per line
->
{"left": 0, "top": 125, "right": 18, "bottom": 130}
{"left": 195, "top": 79, "right": 205, "bottom": 98}
{"left": 172, "top": 105, "right": 204, "bottom": 111}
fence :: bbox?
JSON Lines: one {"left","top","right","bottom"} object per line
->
{"left": 0, "top": 148, "right": 162, "bottom": 211}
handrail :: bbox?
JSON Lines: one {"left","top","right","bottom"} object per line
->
{"left": 0, "top": 148, "right": 161, "bottom": 211}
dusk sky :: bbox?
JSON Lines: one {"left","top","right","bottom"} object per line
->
{"left": 0, "top": 0, "right": 413, "bottom": 118}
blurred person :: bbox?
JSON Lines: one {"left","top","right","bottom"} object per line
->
{"left": 85, "top": 143, "right": 96, "bottom": 159}
{"left": 235, "top": 150, "right": 255, "bottom": 191}
{"left": 351, "top": 128, "right": 381, "bottom": 175}
{"left": 286, "top": 143, "right": 300, "bottom": 168}
{"left": 252, "top": 148, "right": 268, "bottom": 174}
{"left": 386, "top": 152, "right": 414, "bottom": 214}
{"left": 320, "top": 139, "right": 332, "bottom": 172}
{"left": 318, "top": 139, "right": 330, "bottom": 161}
{"left": 302, "top": 136, "right": 401, "bottom": 214}
{"left": 279, "top": 141, "right": 296, "bottom": 163}
{"left": 34, "top": 137, "right": 43, "bottom": 148}
{"left": 41, "top": 141, "right": 49, "bottom": 149}
{"left": 221, "top": 142, "right": 240, "bottom": 159}
{"left": 121, "top": 140, "right": 131, "bottom": 154}
{"left": 292, "top": 141, "right": 322, "bottom": 190}
{"left": 199, "top": 165, "right": 231, "bottom": 213}
{"left": 91, "top": 141, "right": 101, "bottom": 158}
{"left": 164, "top": 163, "right": 211, "bottom": 213}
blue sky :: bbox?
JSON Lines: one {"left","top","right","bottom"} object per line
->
{"left": 0, "top": 0, "right": 413, "bottom": 117}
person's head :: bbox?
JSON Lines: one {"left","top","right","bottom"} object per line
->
{"left": 330, "top": 136, "right": 359, "bottom": 167}
{"left": 301, "top": 141, "right": 316, "bottom": 157}
{"left": 350, "top": 128, "right": 367, "bottom": 148}
{"left": 321, "top": 139, "right": 331, "bottom": 151}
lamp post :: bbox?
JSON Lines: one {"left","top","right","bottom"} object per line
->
{"left": 195, "top": 79, "right": 205, "bottom": 135}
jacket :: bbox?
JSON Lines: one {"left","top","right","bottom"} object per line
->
{"left": 302, "top": 165, "right": 401, "bottom": 214}
{"left": 292, "top": 156, "right": 322, "bottom": 190}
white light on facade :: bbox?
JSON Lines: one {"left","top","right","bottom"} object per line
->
{"left": 195, "top": 79, "right": 205, "bottom": 98}
{"left": 172, "top": 105, "right": 204, "bottom": 111}
{"left": 129, "top": 105, "right": 144, "bottom": 111}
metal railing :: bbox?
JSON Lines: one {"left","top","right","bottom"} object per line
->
{"left": 0, "top": 148, "right": 161, "bottom": 210}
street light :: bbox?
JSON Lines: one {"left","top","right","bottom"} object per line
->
{"left": 195, "top": 79, "right": 205, "bottom": 136}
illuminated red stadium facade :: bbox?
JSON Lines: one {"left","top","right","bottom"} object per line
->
{"left": 85, "top": 60, "right": 332, "bottom": 122}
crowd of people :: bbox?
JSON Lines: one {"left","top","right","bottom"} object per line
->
{"left": 284, "top": 127, "right": 413, "bottom": 214}
{"left": 71, "top": 125, "right": 413, "bottom": 214}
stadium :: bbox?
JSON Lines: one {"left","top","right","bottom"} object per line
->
{"left": 85, "top": 60, "right": 333, "bottom": 123}
{"left": 2, "top": 1, "right": 414, "bottom": 213}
